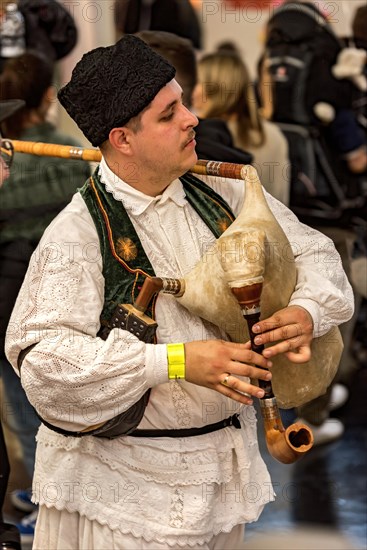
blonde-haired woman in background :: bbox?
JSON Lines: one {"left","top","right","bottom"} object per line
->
{"left": 192, "top": 50, "right": 290, "bottom": 205}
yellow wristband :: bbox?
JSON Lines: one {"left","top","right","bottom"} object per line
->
{"left": 167, "top": 343, "right": 185, "bottom": 380}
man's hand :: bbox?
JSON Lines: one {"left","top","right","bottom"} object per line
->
{"left": 251, "top": 305, "right": 314, "bottom": 363}
{"left": 184, "top": 340, "right": 272, "bottom": 405}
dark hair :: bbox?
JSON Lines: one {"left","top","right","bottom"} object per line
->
{"left": 216, "top": 41, "right": 242, "bottom": 57}
{"left": 0, "top": 51, "right": 54, "bottom": 138}
{"left": 352, "top": 5, "right": 367, "bottom": 44}
{"left": 114, "top": 0, "right": 202, "bottom": 50}
{"left": 135, "top": 30, "right": 197, "bottom": 108}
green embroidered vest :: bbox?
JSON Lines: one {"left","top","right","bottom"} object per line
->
{"left": 79, "top": 168, "right": 235, "bottom": 326}
{"left": 34, "top": 171, "right": 237, "bottom": 440}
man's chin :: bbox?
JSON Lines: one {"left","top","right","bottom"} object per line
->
{"left": 188, "top": 149, "right": 198, "bottom": 170}
{"left": 174, "top": 150, "right": 198, "bottom": 179}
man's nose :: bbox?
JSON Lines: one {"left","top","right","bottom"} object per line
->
{"left": 182, "top": 104, "right": 199, "bottom": 128}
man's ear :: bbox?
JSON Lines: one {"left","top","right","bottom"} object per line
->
{"left": 109, "top": 127, "right": 133, "bottom": 154}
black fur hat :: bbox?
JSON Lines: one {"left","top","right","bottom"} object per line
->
{"left": 58, "top": 35, "right": 176, "bottom": 146}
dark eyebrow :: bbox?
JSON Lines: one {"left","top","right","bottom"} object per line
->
{"left": 159, "top": 93, "right": 184, "bottom": 115}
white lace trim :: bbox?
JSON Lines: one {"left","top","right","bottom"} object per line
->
{"left": 33, "top": 419, "right": 274, "bottom": 546}
{"left": 36, "top": 501, "right": 267, "bottom": 547}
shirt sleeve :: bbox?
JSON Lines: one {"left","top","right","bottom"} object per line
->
{"left": 5, "top": 197, "right": 169, "bottom": 432}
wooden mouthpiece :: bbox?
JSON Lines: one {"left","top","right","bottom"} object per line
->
{"left": 134, "top": 277, "right": 164, "bottom": 313}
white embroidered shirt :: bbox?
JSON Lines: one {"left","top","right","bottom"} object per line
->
{"left": 5, "top": 160, "right": 353, "bottom": 545}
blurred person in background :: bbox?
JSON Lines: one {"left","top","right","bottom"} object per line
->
{"left": 192, "top": 50, "right": 290, "bottom": 205}
{"left": 261, "top": 0, "right": 367, "bottom": 443}
{"left": 0, "top": 0, "right": 77, "bottom": 68}
{"left": 0, "top": 97, "right": 24, "bottom": 550}
{"left": 348, "top": 2, "right": 367, "bottom": 364}
{"left": 0, "top": 50, "right": 91, "bottom": 546}
{"left": 114, "top": 0, "right": 202, "bottom": 49}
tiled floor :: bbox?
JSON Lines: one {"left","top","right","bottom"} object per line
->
{"left": 1, "top": 359, "right": 366, "bottom": 549}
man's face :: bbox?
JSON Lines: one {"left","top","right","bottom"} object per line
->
{"left": 128, "top": 79, "right": 199, "bottom": 192}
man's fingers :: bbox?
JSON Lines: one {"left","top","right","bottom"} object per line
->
{"left": 263, "top": 339, "right": 312, "bottom": 362}
{"left": 253, "top": 323, "right": 303, "bottom": 346}
{"left": 222, "top": 340, "right": 252, "bottom": 350}
{"left": 286, "top": 345, "right": 312, "bottom": 363}
{"left": 221, "top": 341, "right": 272, "bottom": 370}
{"left": 229, "top": 361, "right": 272, "bottom": 382}
{"left": 218, "top": 373, "right": 266, "bottom": 404}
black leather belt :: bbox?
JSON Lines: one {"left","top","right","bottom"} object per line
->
{"left": 129, "top": 413, "right": 241, "bottom": 438}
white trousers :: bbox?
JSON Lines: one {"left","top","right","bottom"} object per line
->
{"left": 33, "top": 505, "right": 246, "bottom": 550}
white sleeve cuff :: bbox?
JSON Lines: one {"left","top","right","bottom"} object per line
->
{"left": 145, "top": 343, "right": 169, "bottom": 387}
